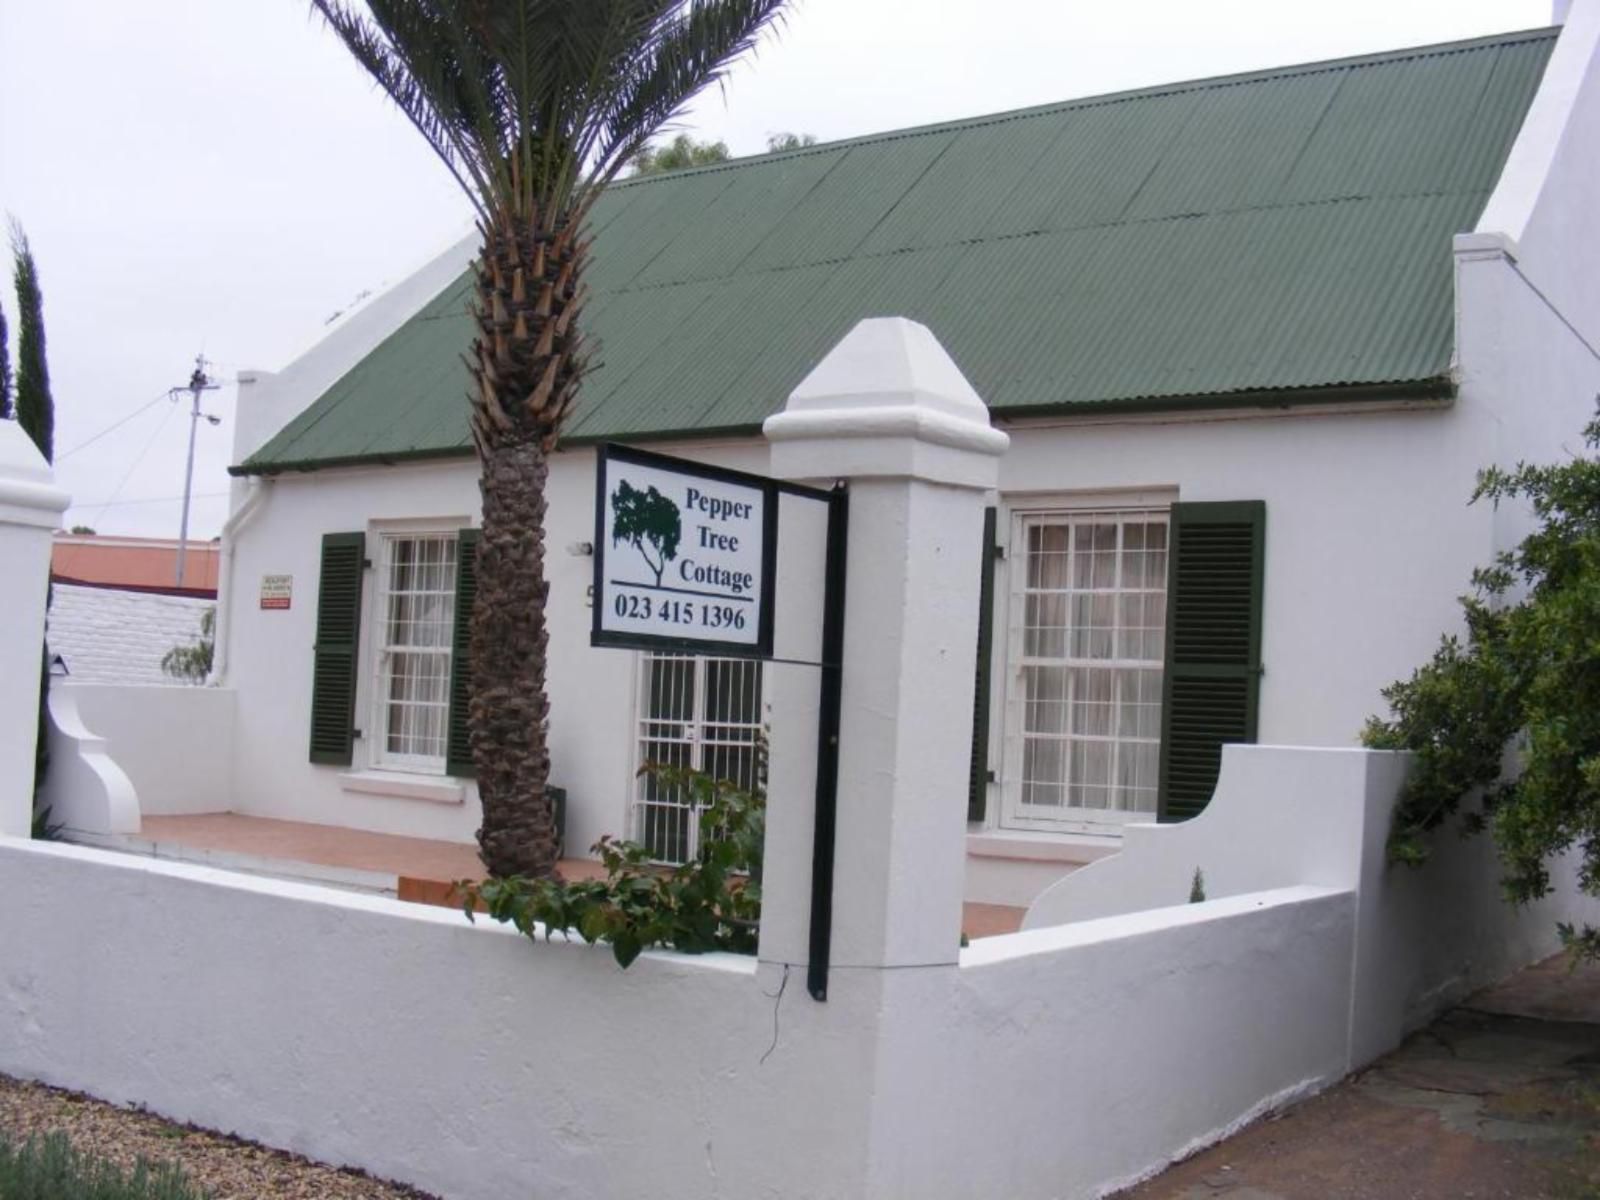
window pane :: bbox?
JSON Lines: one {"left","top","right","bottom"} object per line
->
{"left": 1016, "top": 510, "right": 1169, "bottom": 819}
{"left": 378, "top": 534, "right": 458, "bottom": 769}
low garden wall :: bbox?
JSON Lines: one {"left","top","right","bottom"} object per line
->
{"left": 0, "top": 839, "right": 878, "bottom": 1200}
{"left": 876, "top": 885, "right": 1356, "bottom": 1199}
{"left": 0, "top": 839, "right": 1363, "bottom": 1200}
{"left": 57, "top": 682, "right": 235, "bottom": 819}
{"left": 1026, "top": 744, "right": 1600, "bottom": 1066}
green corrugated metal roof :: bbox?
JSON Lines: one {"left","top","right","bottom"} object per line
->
{"left": 241, "top": 27, "right": 1556, "bottom": 474}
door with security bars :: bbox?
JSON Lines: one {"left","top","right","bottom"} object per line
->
{"left": 634, "top": 653, "right": 764, "bottom": 864}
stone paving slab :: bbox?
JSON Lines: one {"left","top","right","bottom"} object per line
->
{"left": 1120, "top": 956, "right": 1600, "bottom": 1200}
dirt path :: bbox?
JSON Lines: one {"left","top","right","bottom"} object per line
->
{"left": 1119, "top": 956, "right": 1600, "bottom": 1200}
{"left": 0, "top": 1075, "right": 438, "bottom": 1200}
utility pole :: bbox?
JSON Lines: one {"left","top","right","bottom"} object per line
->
{"left": 172, "top": 354, "right": 221, "bottom": 589}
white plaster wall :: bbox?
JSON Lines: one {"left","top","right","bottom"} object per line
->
{"left": 0, "top": 420, "right": 68, "bottom": 835}
{"left": 63, "top": 683, "right": 235, "bottom": 816}
{"left": 224, "top": 440, "right": 775, "bottom": 849}
{"left": 38, "top": 686, "right": 139, "bottom": 835}
{"left": 1346, "top": 794, "right": 1600, "bottom": 1065}
{"left": 1455, "top": 240, "right": 1600, "bottom": 567}
{"left": 0, "top": 839, "right": 878, "bottom": 1200}
{"left": 992, "top": 402, "right": 1496, "bottom": 757}
{"left": 880, "top": 886, "right": 1356, "bottom": 1200}
{"left": 1476, "top": 0, "right": 1600, "bottom": 352}
{"left": 224, "top": 399, "right": 1498, "bottom": 860}
{"left": 0, "top": 837, "right": 1361, "bottom": 1200}
{"left": 1026, "top": 744, "right": 1600, "bottom": 1070}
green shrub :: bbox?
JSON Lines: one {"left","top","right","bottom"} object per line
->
{"left": 1364, "top": 418, "right": 1600, "bottom": 958}
{"left": 461, "top": 755, "right": 765, "bottom": 968}
{"left": 0, "top": 1129, "right": 206, "bottom": 1200}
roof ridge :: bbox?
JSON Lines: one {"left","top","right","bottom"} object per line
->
{"left": 610, "top": 25, "right": 1560, "bottom": 188}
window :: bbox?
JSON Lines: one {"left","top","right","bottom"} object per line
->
{"left": 634, "top": 653, "right": 764, "bottom": 864}
{"left": 372, "top": 532, "right": 458, "bottom": 773}
{"left": 1002, "top": 508, "right": 1168, "bottom": 831}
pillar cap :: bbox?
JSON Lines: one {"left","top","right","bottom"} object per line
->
{"left": 0, "top": 421, "right": 70, "bottom": 528}
{"left": 764, "top": 318, "right": 1008, "bottom": 488}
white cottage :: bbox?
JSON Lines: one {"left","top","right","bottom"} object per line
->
{"left": 218, "top": 16, "right": 1600, "bottom": 906}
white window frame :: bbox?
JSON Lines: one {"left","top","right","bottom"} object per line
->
{"left": 632, "top": 652, "right": 767, "bottom": 865}
{"left": 996, "top": 492, "right": 1175, "bottom": 836}
{"left": 368, "top": 528, "right": 459, "bottom": 776}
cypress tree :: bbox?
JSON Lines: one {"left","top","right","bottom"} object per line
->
{"left": 0, "top": 300, "right": 12, "bottom": 420}
{"left": 11, "top": 223, "right": 52, "bottom": 462}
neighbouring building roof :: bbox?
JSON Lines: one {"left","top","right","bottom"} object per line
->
{"left": 47, "top": 584, "right": 212, "bottom": 686}
{"left": 52, "top": 534, "right": 220, "bottom": 598}
{"left": 241, "top": 28, "right": 1557, "bottom": 475}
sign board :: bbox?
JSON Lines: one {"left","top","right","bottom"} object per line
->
{"left": 592, "top": 444, "right": 777, "bottom": 658}
{"left": 259, "top": 574, "right": 292, "bottom": 610}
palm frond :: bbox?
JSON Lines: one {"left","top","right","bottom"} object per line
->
{"left": 311, "top": 0, "right": 788, "bottom": 220}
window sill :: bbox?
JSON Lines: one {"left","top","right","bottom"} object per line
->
{"left": 338, "top": 770, "right": 466, "bottom": 806}
{"left": 966, "top": 830, "right": 1122, "bottom": 865}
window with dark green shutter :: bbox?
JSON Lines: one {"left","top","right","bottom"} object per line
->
{"left": 446, "top": 528, "right": 480, "bottom": 778}
{"left": 1156, "top": 501, "right": 1266, "bottom": 822}
{"left": 309, "top": 531, "right": 366, "bottom": 765}
{"left": 1003, "top": 507, "right": 1170, "bottom": 830}
{"left": 969, "top": 506, "right": 998, "bottom": 823}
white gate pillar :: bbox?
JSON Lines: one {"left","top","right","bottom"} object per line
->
{"left": 0, "top": 422, "right": 70, "bottom": 837}
{"left": 760, "top": 318, "right": 1007, "bottom": 972}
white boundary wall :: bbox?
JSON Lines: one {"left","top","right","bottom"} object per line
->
{"left": 1, "top": 748, "right": 1592, "bottom": 1199}
{"left": 0, "top": 837, "right": 1355, "bottom": 1200}
{"left": 1028, "top": 744, "right": 1600, "bottom": 1065}
{"left": 59, "top": 683, "right": 235, "bottom": 817}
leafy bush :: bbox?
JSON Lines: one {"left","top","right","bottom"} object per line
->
{"left": 461, "top": 756, "right": 765, "bottom": 968}
{"left": 159, "top": 608, "right": 214, "bottom": 685}
{"left": 1364, "top": 418, "right": 1600, "bottom": 957}
{"left": 0, "top": 1129, "right": 205, "bottom": 1200}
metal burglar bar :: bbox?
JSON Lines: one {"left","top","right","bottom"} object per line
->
{"left": 634, "top": 653, "right": 764, "bottom": 864}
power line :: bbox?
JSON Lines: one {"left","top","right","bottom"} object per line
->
{"left": 68, "top": 490, "right": 230, "bottom": 510}
{"left": 57, "top": 391, "right": 170, "bottom": 460}
{"left": 83, "top": 402, "right": 178, "bottom": 527}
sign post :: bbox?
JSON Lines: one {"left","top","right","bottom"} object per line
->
{"left": 592, "top": 444, "right": 778, "bottom": 658}
{"left": 591, "top": 443, "right": 845, "bottom": 1001}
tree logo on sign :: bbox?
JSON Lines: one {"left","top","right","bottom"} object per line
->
{"left": 611, "top": 481, "right": 681, "bottom": 586}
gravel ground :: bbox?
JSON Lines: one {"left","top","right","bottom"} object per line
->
{"left": 0, "top": 1074, "right": 440, "bottom": 1200}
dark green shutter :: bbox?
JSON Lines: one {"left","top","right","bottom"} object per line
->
{"left": 1157, "top": 502, "right": 1266, "bottom": 822}
{"left": 968, "top": 506, "right": 999, "bottom": 822}
{"left": 446, "top": 528, "right": 480, "bottom": 778}
{"left": 309, "top": 532, "right": 366, "bottom": 765}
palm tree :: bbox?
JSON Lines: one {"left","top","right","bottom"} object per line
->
{"left": 312, "top": 0, "right": 787, "bottom": 879}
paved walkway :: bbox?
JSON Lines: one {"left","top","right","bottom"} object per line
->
{"left": 1120, "top": 954, "right": 1600, "bottom": 1200}
{"left": 124, "top": 813, "right": 1026, "bottom": 939}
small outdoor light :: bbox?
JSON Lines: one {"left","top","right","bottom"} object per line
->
{"left": 566, "top": 541, "right": 594, "bottom": 557}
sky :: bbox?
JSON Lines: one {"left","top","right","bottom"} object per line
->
{"left": 0, "top": 0, "right": 1555, "bottom": 539}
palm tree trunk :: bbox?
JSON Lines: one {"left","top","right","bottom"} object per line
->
{"left": 466, "top": 212, "right": 588, "bottom": 880}
{"left": 472, "top": 438, "right": 558, "bottom": 878}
